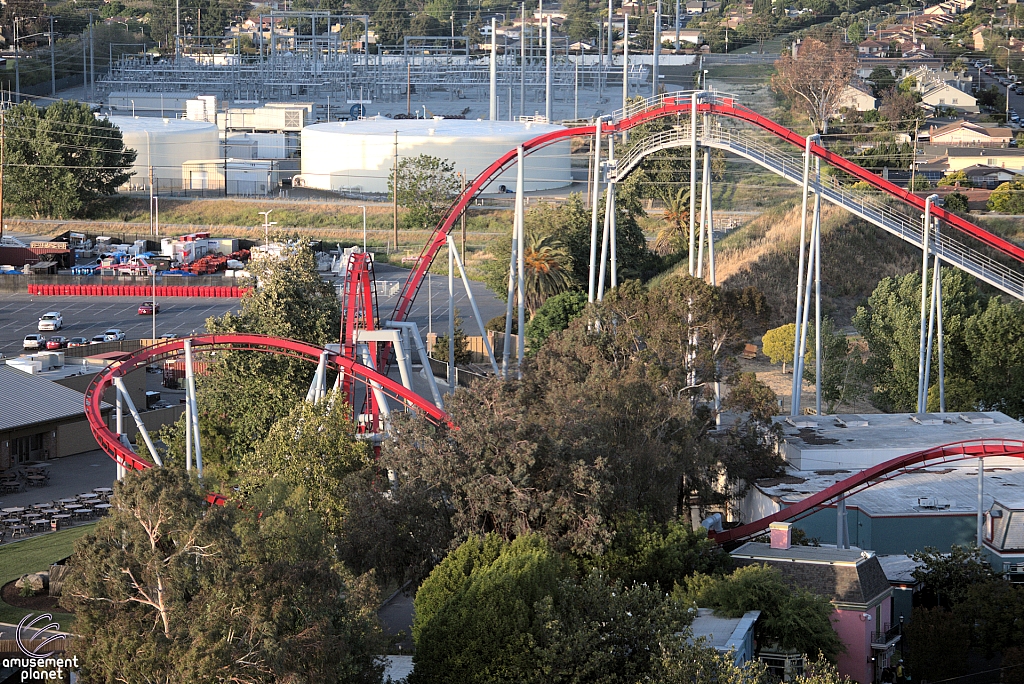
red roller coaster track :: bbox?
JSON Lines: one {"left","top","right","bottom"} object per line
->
{"left": 391, "top": 93, "right": 1024, "bottom": 324}
{"left": 82, "top": 96, "right": 1024, "bottom": 547}
{"left": 711, "top": 439, "right": 1024, "bottom": 548}
{"left": 83, "top": 334, "right": 447, "bottom": 472}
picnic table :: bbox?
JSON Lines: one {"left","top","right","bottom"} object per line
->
{"left": 58, "top": 498, "right": 78, "bottom": 505}
{"left": 73, "top": 508, "right": 93, "bottom": 519}
{"left": 31, "top": 519, "right": 50, "bottom": 530}
{"left": 63, "top": 504, "right": 82, "bottom": 510}
{"left": 1, "top": 507, "right": 25, "bottom": 514}
{"left": 10, "top": 525, "right": 28, "bottom": 538}
{"left": 93, "top": 488, "right": 113, "bottom": 494}
{"left": 1, "top": 518, "right": 20, "bottom": 526}
{"left": 39, "top": 509, "right": 59, "bottom": 516}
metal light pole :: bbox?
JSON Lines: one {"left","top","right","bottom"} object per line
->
{"left": 359, "top": 205, "right": 367, "bottom": 251}
{"left": 259, "top": 210, "right": 275, "bottom": 245}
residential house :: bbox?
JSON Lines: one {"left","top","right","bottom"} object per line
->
{"left": 687, "top": 609, "right": 761, "bottom": 665}
{"left": 839, "top": 82, "right": 878, "bottom": 112}
{"left": 973, "top": 25, "right": 987, "bottom": 51}
{"left": 946, "top": 147, "right": 1024, "bottom": 172}
{"left": 982, "top": 499, "right": 1024, "bottom": 582}
{"left": 928, "top": 120, "right": 1012, "bottom": 146}
{"left": 919, "top": 81, "right": 977, "bottom": 112}
{"left": 677, "top": 29, "right": 703, "bottom": 45}
{"left": 857, "top": 39, "right": 888, "bottom": 56}
{"left": 959, "top": 163, "right": 1022, "bottom": 188}
{"left": 731, "top": 524, "right": 898, "bottom": 684}
{"left": 685, "top": 0, "right": 721, "bottom": 14}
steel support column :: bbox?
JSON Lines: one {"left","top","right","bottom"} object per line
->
{"left": 918, "top": 195, "right": 939, "bottom": 413}
{"left": 790, "top": 134, "right": 817, "bottom": 415}
{"left": 689, "top": 91, "right": 698, "bottom": 276}
{"left": 589, "top": 120, "right": 603, "bottom": 301}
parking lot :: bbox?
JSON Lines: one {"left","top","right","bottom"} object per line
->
{"left": 0, "top": 294, "right": 240, "bottom": 357}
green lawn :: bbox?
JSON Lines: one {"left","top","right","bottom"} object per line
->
{"left": 0, "top": 524, "right": 95, "bottom": 625}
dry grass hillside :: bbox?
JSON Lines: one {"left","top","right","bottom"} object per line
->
{"left": 654, "top": 202, "right": 922, "bottom": 329}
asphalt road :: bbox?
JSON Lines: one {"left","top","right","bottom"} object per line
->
{"left": 0, "top": 294, "right": 240, "bottom": 357}
{"left": 0, "top": 264, "right": 509, "bottom": 359}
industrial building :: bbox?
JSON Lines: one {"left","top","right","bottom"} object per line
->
{"left": 738, "top": 412, "right": 1024, "bottom": 561}
{"left": 295, "top": 118, "right": 572, "bottom": 194}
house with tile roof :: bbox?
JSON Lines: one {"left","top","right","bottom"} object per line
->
{"left": 731, "top": 525, "right": 898, "bottom": 684}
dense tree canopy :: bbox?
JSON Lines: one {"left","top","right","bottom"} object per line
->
{"left": 62, "top": 468, "right": 386, "bottom": 684}
{"left": 2, "top": 101, "right": 135, "bottom": 219}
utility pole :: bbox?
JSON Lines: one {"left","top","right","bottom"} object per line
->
{"left": 176, "top": 0, "right": 181, "bottom": 57}
{"left": 49, "top": 16, "right": 56, "bottom": 98}
{"left": 89, "top": 13, "right": 95, "bottom": 95}
{"left": 149, "top": 166, "right": 155, "bottom": 235}
{"left": 393, "top": 131, "right": 399, "bottom": 249}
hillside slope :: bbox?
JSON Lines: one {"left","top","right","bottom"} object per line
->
{"left": 654, "top": 202, "right": 922, "bottom": 329}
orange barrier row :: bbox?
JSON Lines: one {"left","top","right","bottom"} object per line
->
{"left": 27, "top": 284, "right": 249, "bottom": 297}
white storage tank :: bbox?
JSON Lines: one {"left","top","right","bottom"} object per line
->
{"left": 296, "top": 117, "right": 572, "bottom": 194}
{"left": 108, "top": 116, "right": 221, "bottom": 192}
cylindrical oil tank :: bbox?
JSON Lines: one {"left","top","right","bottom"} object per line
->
{"left": 296, "top": 118, "right": 572, "bottom": 195}
{"left": 108, "top": 116, "right": 220, "bottom": 192}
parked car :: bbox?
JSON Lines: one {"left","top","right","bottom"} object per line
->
{"left": 90, "top": 334, "right": 107, "bottom": 344}
{"left": 23, "top": 334, "right": 45, "bottom": 350}
{"left": 67, "top": 337, "right": 89, "bottom": 347}
{"left": 102, "top": 328, "right": 126, "bottom": 341}
{"left": 138, "top": 301, "right": 161, "bottom": 315}
{"left": 46, "top": 336, "right": 68, "bottom": 350}
{"left": 37, "top": 312, "right": 63, "bottom": 331}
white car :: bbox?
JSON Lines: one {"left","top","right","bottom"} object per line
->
{"left": 37, "top": 312, "right": 63, "bottom": 331}
{"left": 102, "top": 328, "right": 126, "bottom": 341}
{"left": 23, "top": 334, "right": 45, "bottom": 349}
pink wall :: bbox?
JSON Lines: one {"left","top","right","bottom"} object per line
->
{"left": 833, "top": 598, "right": 892, "bottom": 684}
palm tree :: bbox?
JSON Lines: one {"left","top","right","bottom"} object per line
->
{"left": 521, "top": 224, "right": 574, "bottom": 317}
{"left": 653, "top": 186, "right": 690, "bottom": 256}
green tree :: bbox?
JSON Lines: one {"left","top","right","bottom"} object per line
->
{"left": 584, "top": 514, "right": 728, "bottom": 593}
{"left": 762, "top": 322, "right": 796, "bottom": 373}
{"left": 867, "top": 66, "right": 896, "bottom": 97}
{"left": 853, "top": 269, "right": 979, "bottom": 412}
{"left": 937, "top": 169, "right": 972, "bottom": 188}
{"left": 2, "top": 101, "right": 135, "bottom": 218}
{"left": 987, "top": 178, "right": 1024, "bottom": 213}
{"left": 903, "top": 606, "right": 971, "bottom": 682}
{"left": 411, "top": 534, "right": 565, "bottom": 684}
{"left": 943, "top": 190, "right": 970, "bottom": 213}
{"left": 910, "top": 544, "right": 1000, "bottom": 608}
{"left": 676, "top": 563, "right": 844, "bottom": 663}
{"left": 241, "top": 397, "right": 373, "bottom": 536}
{"left": 963, "top": 296, "right": 1024, "bottom": 419}
{"left": 846, "top": 21, "right": 864, "bottom": 44}
{"left": 432, "top": 308, "right": 472, "bottom": 365}
{"left": 525, "top": 290, "right": 587, "bottom": 350}
{"left": 373, "top": 0, "right": 409, "bottom": 45}
{"left": 653, "top": 186, "right": 691, "bottom": 256}
{"left": 158, "top": 243, "right": 342, "bottom": 483}
{"left": 390, "top": 154, "right": 461, "bottom": 229}
{"left": 802, "top": 318, "right": 866, "bottom": 414}
{"left": 61, "top": 468, "right": 385, "bottom": 683}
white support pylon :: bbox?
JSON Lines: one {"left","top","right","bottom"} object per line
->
{"left": 545, "top": 17, "right": 552, "bottom": 122}
{"left": 516, "top": 146, "right": 526, "bottom": 372}
{"left": 917, "top": 195, "right": 939, "bottom": 413}
{"left": 697, "top": 148, "right": 709, "bottom": 279}
{"left": 652, "top": 0, "right": 661, "bottom": 98}
{"left": 790, "top": 134, "right": 817, "bottom": 415}
{"left": 689, "top": 92, "right": 698, "bottom": 277}
{"left": 448, "top": 239, "right": 455, "bottom": 394}
{"left": 812, "top": 158, "right": 822, "bottom": 417}
{"left": 385, "top": 321, "right": 444, "bottom": 408}
{"left": 184, "top": 339, "right": 202, "bottom": 478}
{"left": 489, "top": 18, "right": 497, "bottom": 120}
{"left": 447, "top": 234, "right": 500, "bottom": 375}
{"left": 707, "top": 156, "right": 717, "bottom": 287}
{"left": 589, "top": 120, "right": 603, "bottom": 301}
{"left": 357, "top": 344, "right": 392, "bottom": 423}
{"left": 934, "top": 237, "right": 946, "bottom": 412}
{"left": 113, "top": 376, "right": 163, "bottom": 466}
{"left": 794, "top": 178, "right": 820, "bottom": 417}
{"left": 622, "top": 14, "right": 629, "bottom": 119}
{"left": 502, "top": 173, "right": 520, "bottom": 377}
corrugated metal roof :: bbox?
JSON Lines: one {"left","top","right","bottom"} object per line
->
{"left": 0, "top": 365, "right": 105, "bottom": 431}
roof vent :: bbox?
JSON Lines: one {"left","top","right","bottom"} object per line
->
{"left": 959, "top": 412, "right": 994, "bottom": 424}
{"left": 786, "top": 416, "right": 819, "bottom": 428}
{"left": 835, "top": 414, "right": 869, "bottom": 427}
{"left": 911, "top": 413, "right": 945, "bottom": 425}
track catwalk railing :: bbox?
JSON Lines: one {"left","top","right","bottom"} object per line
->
{"left": 391, "top": 91, "right": 1024, "bottom": 328}
{"left": 613, "top": 123, "right": 1024, "bottom": 300}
